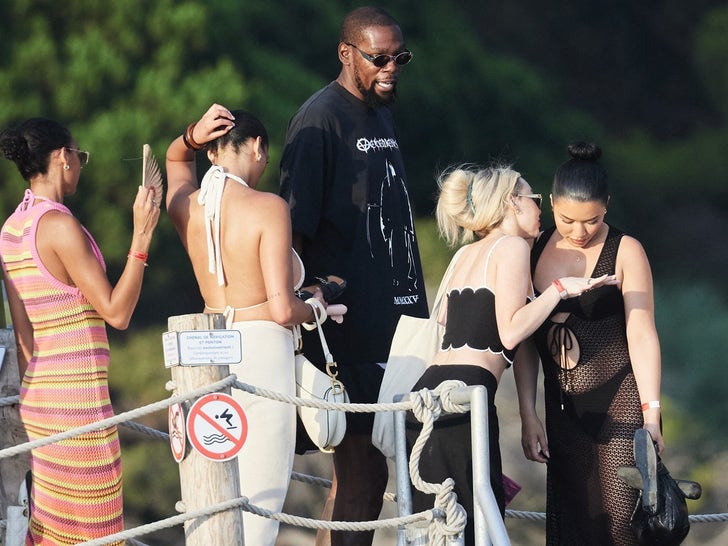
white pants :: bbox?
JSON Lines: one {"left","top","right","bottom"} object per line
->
{"left": 230, "top": 320, "right": 296, "bottom": 546}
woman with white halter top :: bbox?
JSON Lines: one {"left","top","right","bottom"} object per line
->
{"left": 166, "top": 104, "right": 326, "bottom": 546}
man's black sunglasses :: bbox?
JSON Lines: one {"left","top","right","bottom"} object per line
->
{"left": 346, "top": 43, "right": 413, "bottom": 68}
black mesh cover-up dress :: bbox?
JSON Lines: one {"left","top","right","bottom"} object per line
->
{"left": 531, "top": 226, "right": 642, "bottom": 545}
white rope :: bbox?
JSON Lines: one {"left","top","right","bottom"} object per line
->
{"left": 503, "top": 510, "right": 728, "bottom": 524}
{"left": 76, "top": 495, "right": 435, "bottom": 545}
{"left": 77, "top": 497, "right": 251, "bottom": 546}
{"left": 686, "top": 513, "right": 728, "bottom": 523}
{"left": 5, "top": 509, "right": 727, "bottom": 546}
{"left": 247, "top": 499, "right": 435, "bottom": 531}
{"left": 120, "top": 420, "right": 169, "bottom": 441}
{"left": 0, "top": 394, "right": 19, "bottom": 407}
{"left": 125, "top": 538, "right": 150, "bottom": 546}
{"left": 407, "top": 381, "right": 470, "bottom": 546}
{"left": 289, "top": 471, "right": 397, "bottom": 504}
{"left": 0, "top": 375, "right": 237, "bottom": 460}
{"left": 233, "top": 379, "right": 412, "bottom": 413}
{"left": 504, "top": 509, "right": 546, "bottom": 521}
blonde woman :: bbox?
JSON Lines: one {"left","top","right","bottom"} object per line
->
{"left": 405, "top": 164, "right": 616, "bottom": 545}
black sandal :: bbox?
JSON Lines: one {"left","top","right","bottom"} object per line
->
{"left": 634, "top": 428, "right": 660, "bottom": 515}
{"left": 296, "top": 275, "right": 347, "bottom": 302}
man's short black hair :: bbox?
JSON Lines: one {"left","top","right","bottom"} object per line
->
{"left": 339, "top": 6, "right": 400, "bottom": 44}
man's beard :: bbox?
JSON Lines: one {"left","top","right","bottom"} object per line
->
{"left": 355, "top": 72, "right": 397, "bottom": 108}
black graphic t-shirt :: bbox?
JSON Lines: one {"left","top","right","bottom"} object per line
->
{"left": 280, "top": 81, "right": 428, "bottom": 366}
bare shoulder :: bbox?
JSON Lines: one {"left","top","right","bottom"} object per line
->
{"left": 616, "top": 234, "right": 653, "bottom": 281}
{"left": 618, "top": 234, "right": 648, "bottom": 261}
{"left": 245, "top": 190, "right": 290, "bottom": 217}
{"left": 167, "top": 187, "right": 199, "bottom": 224}
{"left": 493, "top": 234, "right": 531, "bottom": 256}
{"left": 467, "top": 235, "right": 530, "bottom": 272}
{"left": 38, "top": 209, "right": 84, "bottom": 240}
{"left": 222, "top": 190, "right": 291, "bottom": 240}
{"left": 36, "top": 209, "right": 93, "bottom": 260}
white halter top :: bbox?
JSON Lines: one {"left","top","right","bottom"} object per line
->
{"left": 198, "top": 165, "right": 305, "bottom": 326}
{"left": 198, "top": 165, "right": 249, "bottom": 286}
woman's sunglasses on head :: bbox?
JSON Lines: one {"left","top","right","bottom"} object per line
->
{"left": 518, "top": 193, "right": 542, "bottom": 208}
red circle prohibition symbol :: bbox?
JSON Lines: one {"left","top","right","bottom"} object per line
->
{"left": 186, "top": 393, "right": 248, "bottom": 461}
{"left": 168, "top": 402, "right": 187, "bottom": 463}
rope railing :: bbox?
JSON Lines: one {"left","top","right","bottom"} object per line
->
{"left": 289, "top": 471, "right": 398, "bottom": 505}
{"left": 76, "top": 495, "right": 437, "bottom": 546}
{"left": 4, "top": 508, "right": 728, "bottom": 546}
{"left": 2, "top": 371, "right": 727, "bottom": 546}
{"left": 232, "top": 378, "right": 411, "bottom": 413}
{"left": 120, "top": 420, "right": 169, "bottom": 441}
{"left": 0, "top": 375, "right": 236, "bottom": 460}
{"left": 0, "top": 394, "right": 19, "bottom": 407}
{"left": 502, "top": 510, "right": 728, "bottom": 524}
{"left": 407, "top": 380, "right": 469, "bottom": 545}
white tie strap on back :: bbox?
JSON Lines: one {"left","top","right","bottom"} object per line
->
{"left": 197, "top": 165, "right": 248, "bottom": 286}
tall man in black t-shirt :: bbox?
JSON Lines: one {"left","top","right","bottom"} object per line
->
{"left": 279, "top": 6, "right": 428, "bottom": 546}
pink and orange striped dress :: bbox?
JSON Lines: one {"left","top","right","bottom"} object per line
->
{"left": 0, "top": 190, "right": 123, "bottom": 545}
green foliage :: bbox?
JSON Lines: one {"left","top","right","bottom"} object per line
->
{"left": 414, "top": 216, "right": 455, "bottom": 300}
{"left": 655, "top": 282, "right": 728, "bottom": 450}
{"left": 0, "top": 0, "right": 606, "bottom": 323}
{"left": 694, "top": 5, "right": 728, "bottom": 120}
{"left": 607, "top": 129, "right": 728, "bottom": 203}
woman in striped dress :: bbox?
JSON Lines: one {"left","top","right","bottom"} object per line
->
{"left": 0, "top": 118, "right": 160, "bottom": 545}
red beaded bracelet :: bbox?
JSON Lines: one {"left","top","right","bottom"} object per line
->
{"left": 182, "top": 123, "right": 205, "bottom": 151}
{"left": 128, "top": 250, "right": 149, "bottom": 267}
{"left": 640, "top": 400, "right": 660, "bottom": 411}
{"left": 552, "top": 279, "right": 568, "bottom": 299}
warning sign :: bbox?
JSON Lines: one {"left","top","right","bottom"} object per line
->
{"left": 186, "top": 393, "right": 248, "bottom": 461}
{"left": 168, "top": 403, "right": 186, "bottom": 463}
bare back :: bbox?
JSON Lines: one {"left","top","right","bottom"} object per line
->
{"left": 169, "top": 179, "right": 300, "bottom": 322}
{"left": 433, "top": 236, "right": 530, "bottom": 380}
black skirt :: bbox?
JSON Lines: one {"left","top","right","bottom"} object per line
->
{"left": 405, "top": 365, "right": 503, "bottom": 546}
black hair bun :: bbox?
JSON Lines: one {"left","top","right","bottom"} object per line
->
{"left": 567, "top": 141, "right": 601, "bottom": 162}
{"left": 0, "top": 129, "right": 28, "bottom": 162}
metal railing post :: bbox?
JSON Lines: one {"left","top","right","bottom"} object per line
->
{"left": 470, "top": 385, "right": 510, "bottom": 546}
{"left": 393, "top": 394, "right": 413, "bottom": 546}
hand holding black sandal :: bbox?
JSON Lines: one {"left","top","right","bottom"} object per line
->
{"left": 296, "top": 274, "right": 348, "bottom": 323}
{"left": 296, "top": 274, "right": 347, "bottom": 302}
{"left": 617, "top": 429, "right": 699, "bottom": 545}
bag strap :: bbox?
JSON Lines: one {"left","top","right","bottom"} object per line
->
{"left": 430, "top": 246, "right": 465, "bottom": 318}
{"left": 297, "top": 299, "right": 342, "bottom": 383}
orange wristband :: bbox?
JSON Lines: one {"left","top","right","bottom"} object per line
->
{"left": 128, "top": 250, "right": 149, "bottom": 267}
{"left": 640, "top": 400, "right": 660, "bottom": 411}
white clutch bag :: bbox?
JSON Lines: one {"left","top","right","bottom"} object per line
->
{"left": 294, "top": 300, "right": 349, "bottom": 453}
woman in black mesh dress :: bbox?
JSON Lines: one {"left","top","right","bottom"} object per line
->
{"left": 515, "top": 142, "right": 664, "bottom": 545}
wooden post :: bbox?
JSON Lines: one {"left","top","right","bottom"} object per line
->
{"left": 167, "top": 314, "right": 244, "bottom": 546}
{"left": 0, "top": 329, "right": 31, "bottom": 546}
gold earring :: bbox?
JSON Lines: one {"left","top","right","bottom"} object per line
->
{"left": 63, "top": 164, "right": 70, "bottom": 171}
{"left": 256, "top": 153, "right": 262, "bottom": 162}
